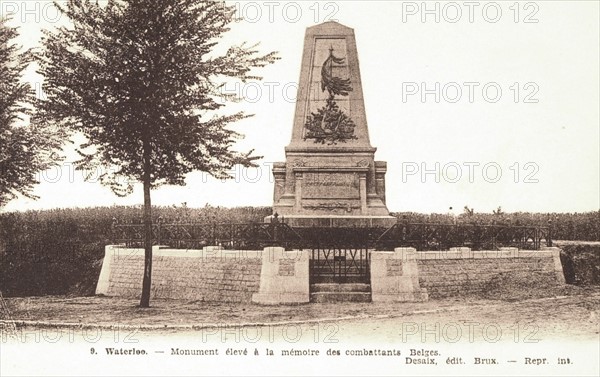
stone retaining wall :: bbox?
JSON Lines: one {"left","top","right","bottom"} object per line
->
{"left": 97, "top": 245, "right": 566, "bottom": 304}
{"left": 416, "top": 247, "right": 565, "bottom": 299}
{"left": 96, "top": 246, "right": 263, "bottom": 303}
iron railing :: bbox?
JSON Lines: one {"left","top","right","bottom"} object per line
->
{"left": 111, "top": 217, "right": 552, "bottom": 251}
{"left": 374, "top": 221, "right": 552, "bottom": 251}
{"left": 111, "top": 216, "right": 303, "bottom": 250}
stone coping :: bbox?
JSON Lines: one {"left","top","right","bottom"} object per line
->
{"left": 106, "top": 245, "right": 560, "bottom": 260}
{"left": 415, "top": 248, "right": 560, "bottom": 260}
{"left": 370, "top": 247, "right": 560, "bottom": 260}
{"left": 105, "top": 245, "right": 263, "bottom": 259}
{"left": 284, "top": 146, "right": 378, "bottom": 153}
{"left": 291, "top": 166, "right": 370, "bottom": 172}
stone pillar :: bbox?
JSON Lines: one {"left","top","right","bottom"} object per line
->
{"left": 370, "top": 247, "right": 428, "bottom": 302}
{"left": 540, "top": 247, "right": 566, "bottom": 284}
{"left": 252, "top": 247, "right": 310, "bottom": 305}
{"left": 294, "top": 173, "right": 303, "bottom": 211}
{"left": 359, "top": 174, "right": 367, "bottom": 213}
{"left": 375, "top": 161, "right": 387, "bottom": 204}
{"left": 96, "top": 245, "right": 118, "bottom": 295}
{"left": 273, "top": 162, "right": 286, "bottom": 203}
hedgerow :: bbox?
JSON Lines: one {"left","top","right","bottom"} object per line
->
{"left": 0, "top": 206, "right": 597, "bottom": 297}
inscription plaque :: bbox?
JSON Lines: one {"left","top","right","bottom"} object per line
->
{"left": 302, "top": 172, "right": 360, "bottom": 199}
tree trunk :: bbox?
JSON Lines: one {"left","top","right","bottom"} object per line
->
{"left": 140, "top": 139, "right": 152, "bottom": 308}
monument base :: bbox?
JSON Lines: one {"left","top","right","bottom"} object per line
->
{"left": 264, "top": 215, "right": 397, "bottom": 228}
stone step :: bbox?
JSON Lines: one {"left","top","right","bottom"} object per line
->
{"left": 310, "top": 292, "right": 372, "bottom": 303}
{"left": 310, "top": 266, "right": 368, "bottom": 273}
{"left": 311, "top": 276, "right": 370, "bottom": 284}
{"left": 311, "top": 283, "right": 371, "bottom": 293}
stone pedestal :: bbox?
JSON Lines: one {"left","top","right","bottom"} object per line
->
{"left": 370, "top": 247, "right": 429, "bottom": 302}
{"left": 272, "top": 158, "right": 391, "bottom": 218}
{"left": 251, "top": 247, "right": 310, "bottom": 305}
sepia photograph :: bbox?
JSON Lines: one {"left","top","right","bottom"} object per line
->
{"left": 0, "top": 1, "right": 598, "bottom": 376}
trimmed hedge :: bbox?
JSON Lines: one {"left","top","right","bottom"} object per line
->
{"left": 392, "top": 211, "right": 600, "bottom": 241}
{"left": 559, "top": 244, "right": 600, "bottom": 286}
{"left": 0, "top": 206, "right": 598, "bottom": 297}
{"left": 0, "top": 205, "right": 271, "bottom": 297}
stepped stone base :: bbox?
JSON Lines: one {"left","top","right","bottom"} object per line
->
{"left": 264, "top": 215, "right": 396, "bottom": 228}
{"left": 310, "top": 283, "right": 372, "bottom": 303}
{"left": 311, "top": 292, "right": 372, "bottom": 303}
{"left": 311, "top": 283, "right": 371, "bottom": 292}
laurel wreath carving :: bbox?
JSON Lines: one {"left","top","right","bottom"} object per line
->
{"left": 304, "top": 47, "right": 357, "bottom": 145}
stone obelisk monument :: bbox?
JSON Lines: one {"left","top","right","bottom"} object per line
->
{"left": 269, "top": 21, "right": 395, "bottom": 227}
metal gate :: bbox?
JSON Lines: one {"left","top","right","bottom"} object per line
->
{"left": 310, "top": 247, "right": 370, "bottom": 284}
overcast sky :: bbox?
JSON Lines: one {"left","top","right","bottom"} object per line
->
{"left": 2, "top": 0, "right": 599, "bottom": 214}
